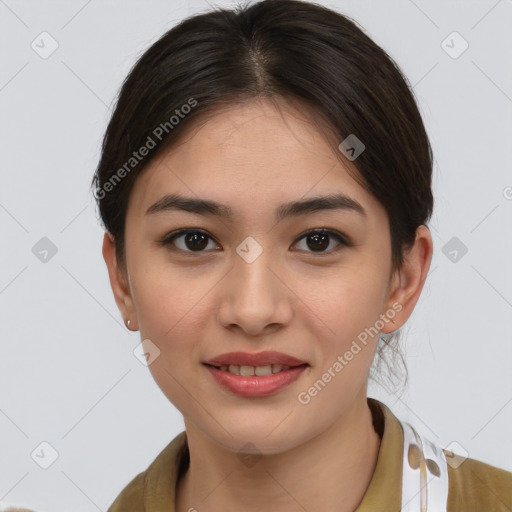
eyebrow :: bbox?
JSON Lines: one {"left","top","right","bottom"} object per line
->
{"left": 145, "top": 192, "right": 366, "bottom": 221}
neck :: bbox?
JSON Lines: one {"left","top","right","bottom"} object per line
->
{"left": 176, "top": 396, "right": 380, "bottom": 512}
{"left": 175, "top": 394, "right": 382, "bottom": 512}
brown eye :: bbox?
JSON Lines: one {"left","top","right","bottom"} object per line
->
{"left": 159, "top": 228, "right": 351, "bottom": 255}
{"left": 160, "top": 229, "right": 220, "bottom": 253}
{"left": 293, "top": 229, "right": 351, "bottom": 254}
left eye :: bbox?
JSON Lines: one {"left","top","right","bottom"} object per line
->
{"left": 293, "top": 229, "right": 351, "bottom": 254}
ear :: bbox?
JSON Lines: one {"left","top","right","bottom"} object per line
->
{"left": 102, "top": 232, "right": 138, "bottom": 331}
{"left": 381, "top": 225, "right": 433, "bottom": 334}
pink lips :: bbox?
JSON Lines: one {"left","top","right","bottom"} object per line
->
{"left": 203, "top": 351, "right": 309, "bottom": 398}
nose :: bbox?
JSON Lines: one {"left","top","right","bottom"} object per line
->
{"left": 216, "top": 245, "right": 293, "bottom": 337}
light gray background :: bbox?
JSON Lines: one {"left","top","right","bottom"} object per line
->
{"left": 1, "top": 0, "right": 511, "bottom": 510}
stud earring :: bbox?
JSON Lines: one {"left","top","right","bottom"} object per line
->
{"left": 126, "top": 319, "right": 131, "bottom": 329}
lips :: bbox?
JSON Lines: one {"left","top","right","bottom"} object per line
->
{"left": 202, "top": 351, "right": 309, "bottom": 397}
{"left": 203, "top": 350, "right": 307, "bottom": 368}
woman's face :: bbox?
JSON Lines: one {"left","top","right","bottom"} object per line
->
{"left": 113, "top": 98, "right": 408, "bottom": 454}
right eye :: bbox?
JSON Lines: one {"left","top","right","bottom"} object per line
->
{"left": 159, "top": 229, "right": 221, "bottom": 254}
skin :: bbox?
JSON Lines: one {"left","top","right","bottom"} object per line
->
{"left": 103, "top": 97, "right": 433, "bottom": 512}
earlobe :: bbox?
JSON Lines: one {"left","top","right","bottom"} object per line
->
{"left": 102, "top": 232, "right": 138, "bottom": 330}
{"left": 381, "top": 225, "right": 433, "bottom": 334}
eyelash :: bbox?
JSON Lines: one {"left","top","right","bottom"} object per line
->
{"left": 158, "top": 228, "right": 353, "bottom": 255}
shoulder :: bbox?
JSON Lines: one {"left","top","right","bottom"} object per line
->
{"left": 446, "top": 451, "right": 512, "bottom": 511}
{"left": 106, "top": 431, "right": 188, "bottom": 512}
{"left": 107, "top": 471, "right": 145, "bottom": 512}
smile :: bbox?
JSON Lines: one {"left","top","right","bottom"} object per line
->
{"left": 203, "top": 362, "right": 309, "bottom": 398}
{"left": 206, "top": 363, "right": 294, "bottom": 376}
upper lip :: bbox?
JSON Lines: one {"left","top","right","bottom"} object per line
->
{"left": 203, "top": 351, "right": 308, "bottom": 367}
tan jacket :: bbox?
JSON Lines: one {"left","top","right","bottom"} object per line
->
{"left": 106, "top": 398, "right": 512, "bottom": 511}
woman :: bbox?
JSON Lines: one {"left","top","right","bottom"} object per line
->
{"left": 91, "top": 0, "right": 512, "bottom": 510}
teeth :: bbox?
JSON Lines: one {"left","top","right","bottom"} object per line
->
{"left": 228, "top": 364, "right": 240, "bottom": 375}
{"left": 255, "top": 365, "right": 272, "bottom": 376}
{"left": 218, "top": 364, "right": 293, "bottom": 375}
{"left": 240, "top": 365, "right": 255, "bottom": 376}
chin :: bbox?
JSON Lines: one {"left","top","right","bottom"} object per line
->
{"left": 198, "top": 414, "right": 312, "bottom": 457}
{"left": 216, "top": 431, "right": 299, "bottom": 456}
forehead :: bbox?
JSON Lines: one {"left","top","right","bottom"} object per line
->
{"left": 127, "top": 98, "right": 386, "bottom": 223}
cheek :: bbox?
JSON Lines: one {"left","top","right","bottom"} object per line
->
{"left": 129, "top": 250, "right": 214, "bottom": 338}
{"left": 292, "top": 270, "right": 386, "bottom": 421}
{"left": 129, "top": 266, "right": 213, "bottom": 409}
{"left": 295, "top": 264, "right": 387, "bottom": 354}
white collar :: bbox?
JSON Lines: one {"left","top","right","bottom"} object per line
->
{"left": 399, "top": 420, "right": 449, "bottom": 511}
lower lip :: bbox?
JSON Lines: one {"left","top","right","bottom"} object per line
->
{"left": 203, "top": 364, "right": 308, "bottom": 397}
